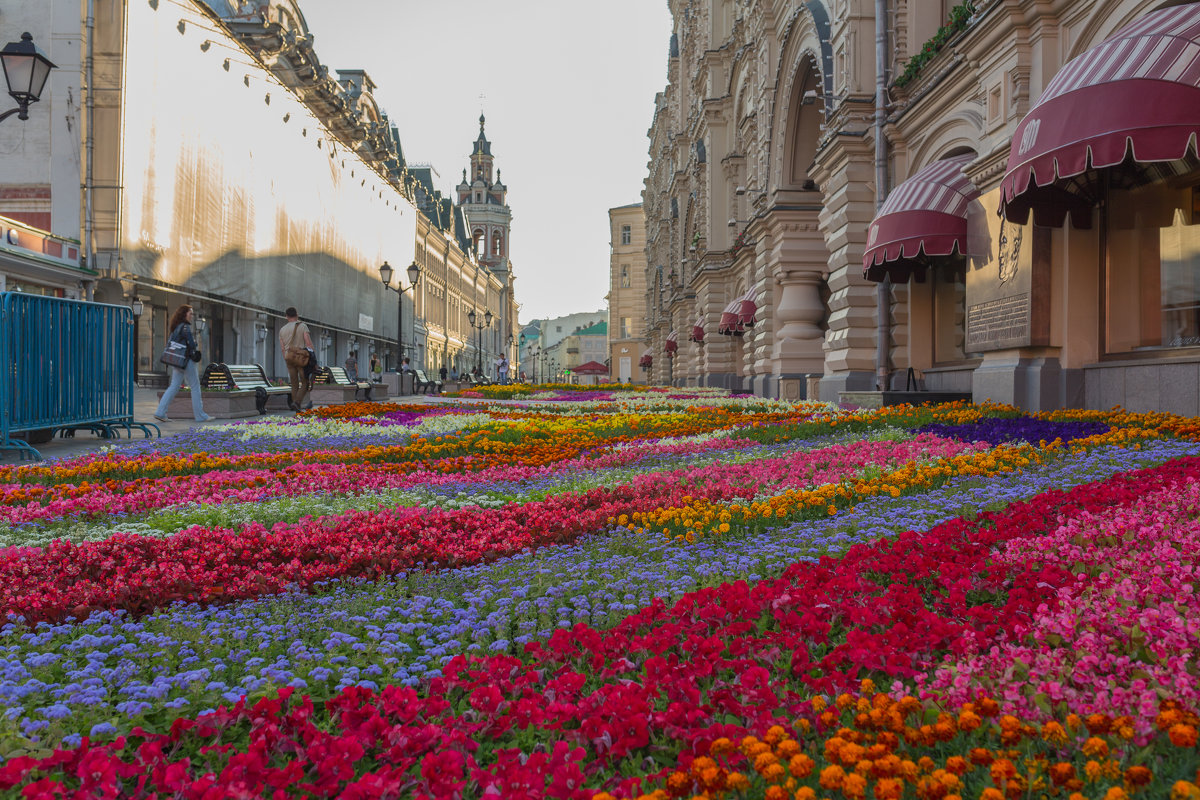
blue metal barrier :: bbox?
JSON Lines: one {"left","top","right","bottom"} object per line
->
{"left": 0, "top": 293, "right": 159, "bottom": 460}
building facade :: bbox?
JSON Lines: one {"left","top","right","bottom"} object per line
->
{"left": 644, "top": 0, "right": 1200, "bottom": 413}
{"left": 608, "top": 203, "right": 650, "bottom": 383}
{"left": 0, "top": 0, "right": 513, "bottom": 383}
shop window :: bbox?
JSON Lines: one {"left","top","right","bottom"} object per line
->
{"left": 1106, "top": 186, "right": 1200, "bottom": 352}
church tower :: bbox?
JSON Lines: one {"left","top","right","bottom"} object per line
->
{"left": 456, "top": 114, "right": 511, "bottom": 276}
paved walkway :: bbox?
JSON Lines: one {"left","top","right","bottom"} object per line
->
{"left": 0, "top": 387, "right": 446, "bottom": 465}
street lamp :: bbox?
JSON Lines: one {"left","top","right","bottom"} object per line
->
{"left": 129, "top": 296, "right": 144, "bottom": 385}
{"left": 379, "top": 260, "right": 420, "bottom": 386}
{"left": 466, "top": 307, "right": 492, "bottom": 377}
{"left": 518, "top": 333, "right": 525, "bottom": 382}
{"left": 0, "top": 33, "right": 56, "bottom": 124}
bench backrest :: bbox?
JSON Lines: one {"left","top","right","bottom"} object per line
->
{"left": 202, "top": 363, "right": 274, "bottom": 390}
{"left": 313, "top": 366, "right": 354, "bottom": 386}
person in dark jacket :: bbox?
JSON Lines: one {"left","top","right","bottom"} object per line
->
{"left": 154, "top": 304, "right": 212, "bottom": 422}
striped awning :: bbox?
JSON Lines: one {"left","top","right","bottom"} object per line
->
{"left": 1000, "top": 3, "right": 1200, "bottom": 227}
{"left": 719, "top": 288, "right": 759, "bottom": 335}
{"left": 738, "top": 288, "right": 758, "bottom": 329}
{"left": 665, "top": 330, "right": 678, "bottom": 354}
{"left": 689, "top": 318, "right": 705, "bottom": 343}
{"left": 864, "top": 155, "right": 980, "bottom": 282}
{"left": 638, "top": 350, "right": 652, "bottom": 367}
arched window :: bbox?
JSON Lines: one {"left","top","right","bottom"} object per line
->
{"left": 492, "top": 232, "right": 504, "bottom": 256}
{"left": 473, "top": 229, "right": 484, "bottom": 255}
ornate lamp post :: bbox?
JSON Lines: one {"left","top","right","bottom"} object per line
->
{"left": 0, "top": 33, "right": 56, "bottom": 124}
{"left": 379, "top": 260, "right": 420, "bottom": 384}
{"left": 467, "top": 307, "right": 492, "bottom": 376}
{"left": 518, "top": 333, "right": 525, "bottom": 381}
{"left": 129, "top": 296, "right": 144, "bottom": 385}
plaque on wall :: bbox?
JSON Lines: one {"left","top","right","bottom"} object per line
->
{"left": 965, "top": 190, "right": 1049, "bottom": 352}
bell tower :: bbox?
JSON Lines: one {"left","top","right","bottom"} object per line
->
{"left": 456, "top": 114, "right": 510, "bottom": 274}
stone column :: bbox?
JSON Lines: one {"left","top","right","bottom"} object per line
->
{"left": 812, "top": 137, "right": 880, "bottom": 400}
{"left": 763, "top": 206, "right": 827, "bottom": 400}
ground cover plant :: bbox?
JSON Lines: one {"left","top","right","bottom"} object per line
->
{"left": 0, "top": 388, "right": 1197, "bottom": 798}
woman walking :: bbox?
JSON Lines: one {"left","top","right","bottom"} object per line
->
{"left": 154, "top": 305, "right": 212, "bottom": 422}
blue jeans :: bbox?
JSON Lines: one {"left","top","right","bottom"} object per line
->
{"left": 155, "top": 360, "right": 207, "bottom": 420}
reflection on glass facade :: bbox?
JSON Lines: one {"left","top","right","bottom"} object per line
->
{"left": 1108, "top": 190, "right": 1200, "bottom": 353}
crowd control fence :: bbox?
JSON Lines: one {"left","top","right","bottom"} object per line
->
{"left": 0, "top": 292, "right": 159, "bottom": 460}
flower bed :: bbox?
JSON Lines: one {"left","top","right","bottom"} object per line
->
{"left": 0, "top": 391, "right": 1198, "bottom": 796}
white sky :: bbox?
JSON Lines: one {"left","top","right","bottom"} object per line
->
{"left": 297, "top": 0, "right": 673, "bottom": 323}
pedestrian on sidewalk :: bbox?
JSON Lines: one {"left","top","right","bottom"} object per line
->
{"left": 344, "top": 350, "right": 359, "bottom": 382}
{"left": 154, "top": 305, "right": 212, "bottom": 422}
{"left": 279, "top": 307, "right": 314, "bottom": 411}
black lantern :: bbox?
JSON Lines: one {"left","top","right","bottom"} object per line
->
{"left": 0, "top": 33, "right": 56, "bottom": 124}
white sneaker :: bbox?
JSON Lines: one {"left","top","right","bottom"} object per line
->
{"left": 153, "top": 414, "right": 170, "bottom": 422}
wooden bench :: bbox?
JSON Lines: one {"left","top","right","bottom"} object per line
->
{"left": 201, "top": 363, "right": 292, "bottom": 414}
{"left": 312, "top": 366, "right": 373, "bottom": 401}
{"left": 412, "top": 369, "right": 442, "bottom": 394}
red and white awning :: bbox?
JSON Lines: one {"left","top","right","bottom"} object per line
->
{"left": 689, "top": 317, "right": 705, "bottom": 343}
{"left": 1000, "top": 3, "right": 1200, "bottom": 227}
{"left": 665, "top": 330, "right": 678, "bottom": 354}
{"left": 864, "top": 155, "right": 981, "bottom": 282}
{"left": 638, "top": 349, "right": 653, "bottom": 367}
{"left": 719, "top": 288, "right": 759, "bottom": 335}
{"left": 737, "top": 288, "right": 758, "bottom": 329}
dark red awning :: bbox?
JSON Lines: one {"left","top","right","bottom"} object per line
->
{"left": 639, "top": 350, "right": 652, "bottom": 367}
{"left": 718, "top": 299, "right": 740, "bottom": 334}
{"left": 689, "top": 318, "right": 705, "bottom": 343}
{"left": 1000, "top": 4, "right": 1200, "bottom": 227}
{"left": 737, "top": 289, "right": 757, "bottom": 330}
{"left": 665, "top": 330, "right": 678, "bottom": 354}
{"left": 573, "top": 360, "right": 609, "bottom": 375}
{"left": 864, "top": 155, "right": 980, "bottom": 282}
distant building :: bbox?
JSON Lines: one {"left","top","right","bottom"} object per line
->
{"left": 0, "top": 0, "right": 514, "bottom": 383}
{"left": 608, "top": 203, "right": 648, "bottom": 383}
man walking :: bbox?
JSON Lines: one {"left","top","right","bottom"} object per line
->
{"left": 279, "top": 307, "right": 314, "bottom": 411}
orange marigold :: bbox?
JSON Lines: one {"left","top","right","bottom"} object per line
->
{"left": 1049, "top": 763, "right": 1076, "bottom": 787}
{"left": 917, "top": 756, "right": 937, "bottom": 773}
{"left": 755, "top": 752, "right": 781, "bottom": 773}
{"left": 1085, "top": 714, "right": 1112, "bottom": 735}
{"left": 842, "top": 772, "right": 867, "bottom": 799}
{"left": 977, "top": 698, "right": 1000, "bottom": 718}
{"left": 1169, "top": 724, "right": 1199, "bottom": 748}
{"left": 989, "top": 758, "right": 1018, "bottom": 784}
{"left": 958, "top": 710, "right": 982, "bottom": 732}
{"left": 777, "top": 739, "right": 802, "bottom": 759}
{"left": 789, "top": 754, "right": 816, "bottom": 779}
{"left": 795, "top": 788, "right": 817, "bottom": 800}
{"left": 1124, "top": 766, "right": 1152, "bottom": 787}
{"left": 726, "top": 772, "right": 750, "bottom": 791}
{"left": 812, "top": 696, "right": 828, "bottom": 712}
{"left": 1041, "top": 721, "right": 1068, "bottom": 744}
{"left": 1082, "top": 737, "right": 1110, "bottom": 758}
{"left": 979, "top": 789, "right": 1005, "bottom": 800}
{"left": 874, "top": 778, "right": 904, "bottom": 800}
{"left": 710, "top": 738, "right": 735, "bottom": 756}
{"left": 969, "top": 748, "right": 995, "bottom": 766}
{"left": 766, "top": 725, "right": 788, "bottom": 745}
{"left": 1170, "top": 780, "right": 1200, "bottom": 800}
{"left": 765, "top": 788, "right": 789, "bottom": 800}
{"left": 762, "top": 763, "right": 787, "bottom": 783}
{"left": 1103, "top": 788, "right": 1129, "bottom": 800}
{"left": 944, "top": 756, "right": 969, "bottom": 776}
{"left": 819, "top": 765, "right": 847, "bottom": 790}
{"left": 666, "top": 772, "right": 693, "bottom": 796}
